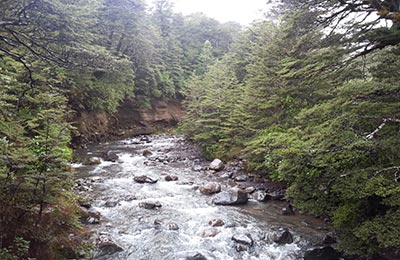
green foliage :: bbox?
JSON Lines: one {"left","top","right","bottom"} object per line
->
{"left": 0, "top": 237, "right": 35, "bottom": 260}
{"left": 181, "top": 6, "right": 400, "bottom": 258}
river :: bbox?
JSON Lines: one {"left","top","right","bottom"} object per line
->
{"left": 72, "top": 135, "right": 331, "bottom": 260}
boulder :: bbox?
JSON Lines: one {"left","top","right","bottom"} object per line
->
{"left": 243, "top": 186, "right": 256, "bottom": 194}
{"left": 209, "top": 159, "right": 224, "bottom": 171}
{"left": 165, "top": 175, "right": 179, "bottom": 182}
{"left": 272, "top": 229, "right": 293, "bottom": 245}
{"left": 85, "top": 211, "right": 101, "bottom": 224}
{"left": 268, "top": 190, "right": 285, "bottom": 200}
{"left": 304, "top": 246, "right": 341, "bottom": 260}
{"left": 232, "top": 234, "right": 253, "bottom": 246}
{"left": 208, "top": 219, "right": 225, "bottom": 227}
{"left": 142, "top": 150, "right": 153, "bottom": 157}
{"left": 322, "top": 234, "right": 337, "bottom": 245}
{"left": 85, "top": 157, "right": 101, "bottom": 165}
{"left": 96, "top": 235, "right": 123, "bottom": 257}
{"left": 213, "top": 190, "right": 248, "bottom": 205}
{"left": 78, "top": 198, "right": 92, "bottom": 209}
{"left": 139, "top": 201, "right": 162, "bottom": 209}
{"left": 134, "top": 175, "right": 158, "bottom": 184}
{"left": 234, "top": 175, "right": 248, "bottom": 182}
{"left": 199, "top": 182, "right": 221, "bottom": 195}
{"left": 105, "top": 200, "right": 118, "bottom": 208}
{"left": 97, "top": 241, "right": 123, "bottom": 256}
{"left": 102, "top": 151, "right": 119, "bottom": 162}
{"left": 282, "top": 204, "right": 295, "bottom": 215}
{"left": 87, "top": 216, "right": 100, "bottom": 225}
{"left": 251, "top": 190, "right": 270, "bottom": 202}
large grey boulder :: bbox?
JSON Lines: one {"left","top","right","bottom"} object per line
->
{"left": 199, "top": 182, "right": 221, "bottom": 195}
{"left": 213, "top": 189, "right": 248, "bottom": 205}
{"left": 209, "top": 159, "right": 224, "bottom": 171}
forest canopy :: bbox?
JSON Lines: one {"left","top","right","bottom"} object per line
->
{"left": 1, "top": 0, "right": 399, "bottom": 259}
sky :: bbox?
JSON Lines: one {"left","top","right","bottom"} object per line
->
{"left": 152, "top": 0, "right": 268, "bottom": 25}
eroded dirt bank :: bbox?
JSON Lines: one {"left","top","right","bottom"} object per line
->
{"left": 71, "top": 98, "right": 183, "bottom": 145}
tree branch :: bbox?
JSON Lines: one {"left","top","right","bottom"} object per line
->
{"left": 365, "top": 118, "right": 400, "bottom": 140}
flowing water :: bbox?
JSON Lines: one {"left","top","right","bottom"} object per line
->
{"left": 73, "top": 135, "right": 329, "bottom": 260}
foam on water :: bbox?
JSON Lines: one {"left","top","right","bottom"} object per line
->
{"left": 79, "top": 135, "right": 323, "bottom": 260}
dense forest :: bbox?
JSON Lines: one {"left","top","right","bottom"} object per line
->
{"left": 0, "top": 0, "right": 399, "bottom": 259}
{"left": 182, "top": 0, "right": 400, "bottom": 258}
{"left": 0, "top": 0, "right": 238, "bottom": 258}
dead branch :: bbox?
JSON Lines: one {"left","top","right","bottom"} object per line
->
{"left": 365, "top": 118, "right": 400, "bottom": 140}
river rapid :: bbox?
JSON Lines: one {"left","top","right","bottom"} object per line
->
{"left": 72, "top": 135, "right": 331, "bottom": 260}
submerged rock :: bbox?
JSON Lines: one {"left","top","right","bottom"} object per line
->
{"left": 213, "top": 189, "right": 248, "bottom": 205}
{"left": 134, "top": 175, "right": 158, "bottom": 184}
{"left": 235, "top": 244, "right": 248, "bottom": 252}
{"left": 201, "top": 228, "right": 220, "bottom": 238}
{"left": 208, "top": 219, "right": 224, "bottom": 227}
{"left": 209, "top": 159, "right": 224, "bottom": 171}
{"left": 186, "top": 253, "right": 207, "bottom": 260}
{"left": 304, "top": 246, "right": 341, "bottom": 260}
{"left": 102, "top": 150, "right": 119, "bottom": 162}
{"left": 191, "top": 164, "right": 203, "bottom": 171}
{"left": 199, "top": 182, "right": 221, "bottom": 195}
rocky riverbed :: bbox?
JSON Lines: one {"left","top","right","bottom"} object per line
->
{"left": 72, "top": 135, "right": 339, "bottom": 260}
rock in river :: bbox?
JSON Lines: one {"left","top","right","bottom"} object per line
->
{"left": 209, "top": 159, "right": 224, "bottom": 171}
{"left": 165, "top": 175, "right": 179, "bottom": 181}
{"left": 139, "top": 201, "right": 162, "bottom": 209}
{"left": 251, "top": 190, "right": 270, "bottom": 202}
{"left": 213, "top": 189, "right": 248, "bottom": 205}
{"left": 199, "top": 182, "right": 221, "bottom": 195}
{"left": 208, "top": 219, "right": 224, "bottom": 227}
{"left": 232, "top": 234, "right": 254, "bottom": 246}
{"left": 142, "top": 150, "right": 153, "bottom": 157}
{"left": 102, "top": 150, "right": 119, "bottom": 162}
{"left": 272, "top": 229, "right": 294, "bottom": 245}
{"left": 84, "top": 157, "right": 101, "bottom": 165}
{"left": 105, "top": 200, "right": 119, "bottom": 208}
{"left": 95, "top": 234, "right": 123, "bottom": 257}
{"left": 186, "top": 253, "right": 207, "bottom": 260}
{"left": 134, "top": 175, "right": 158, "bottom": 184}
{"left": 304, "top": 246, "right": 341, "bottom": 260}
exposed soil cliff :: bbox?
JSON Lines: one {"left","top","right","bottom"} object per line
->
{"left": 71, "top": 98, "right": 183, "bottom": 144}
